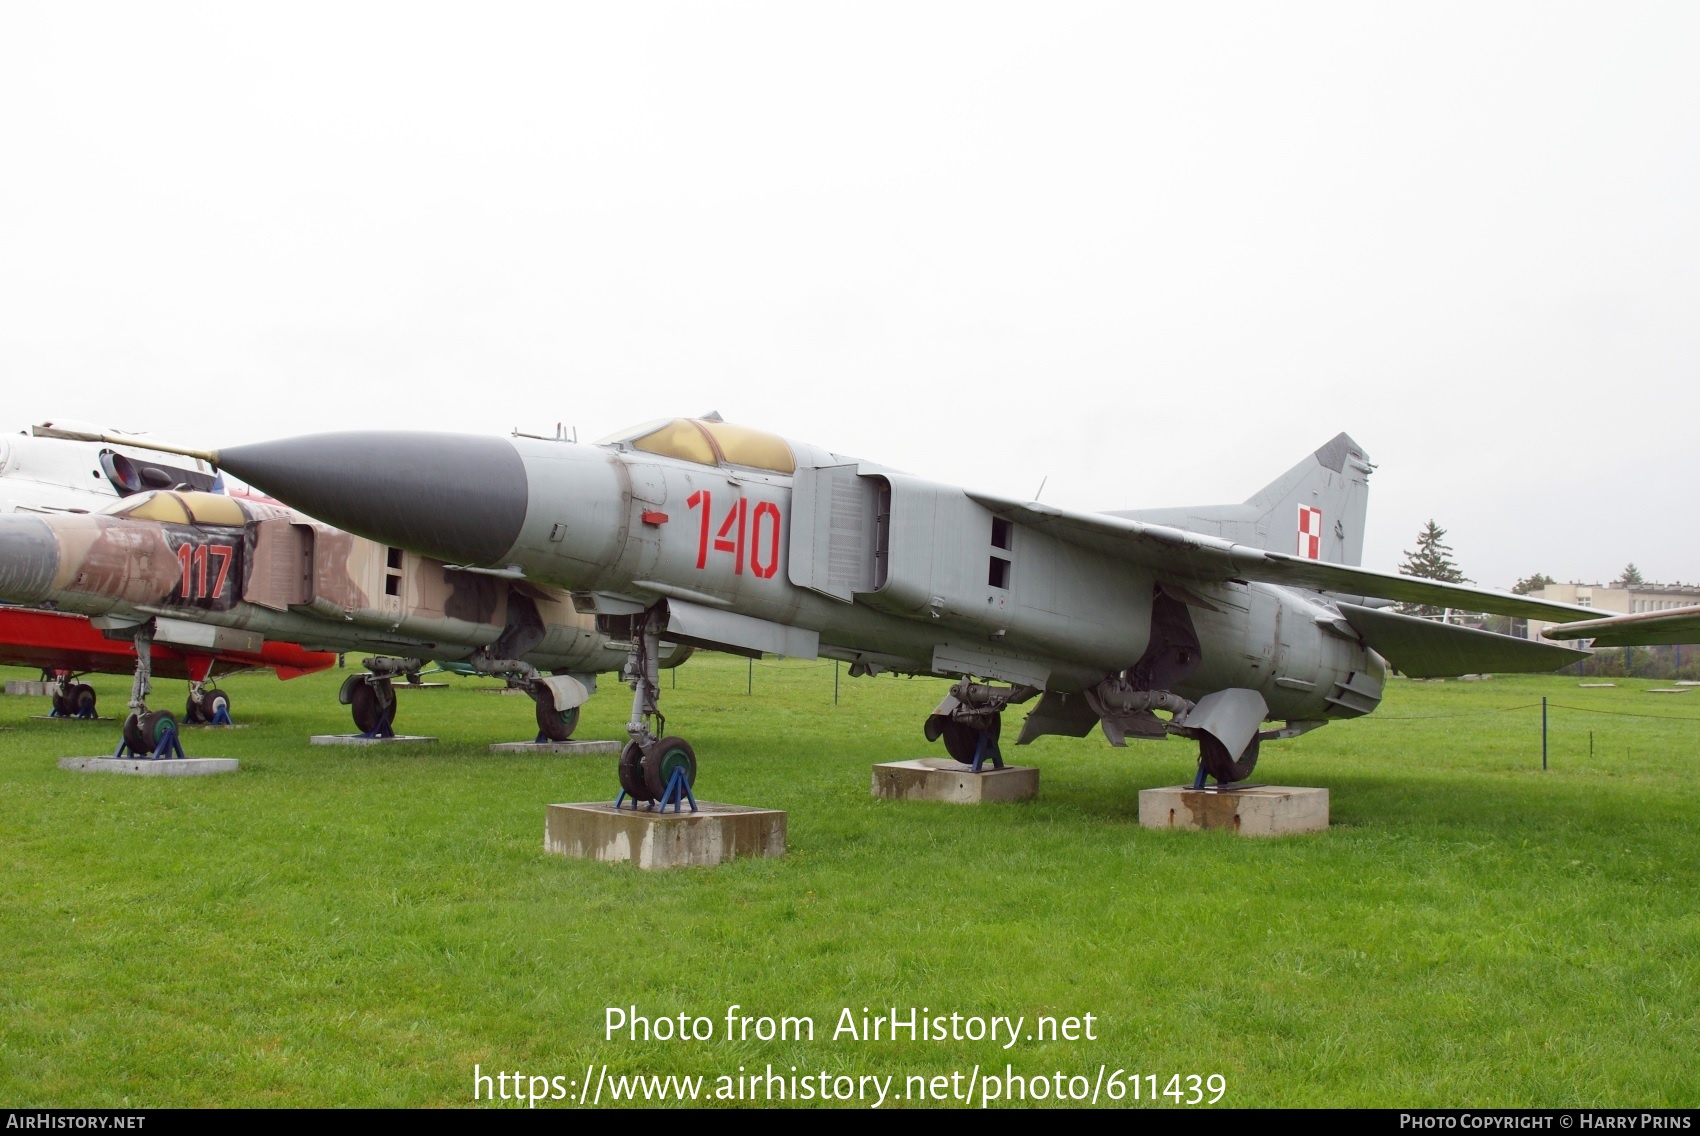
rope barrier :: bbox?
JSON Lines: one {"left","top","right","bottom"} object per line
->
{"left": 1370, "top": 703, "right": 1542, "bottom": 720}
{"left": 1369, "top": 702, "right": 1700, "bottom": 723}
{"left": 1546, "top": 703, "right": 1700, "bottom": 722}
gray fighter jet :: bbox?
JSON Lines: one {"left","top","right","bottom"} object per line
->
{"left": 40, "top": 419, "right": 1601, "bottom": 796}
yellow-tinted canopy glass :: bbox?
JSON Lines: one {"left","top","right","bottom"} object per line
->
{"left": 630, "top": 419, "right": 718, "bottom": 465}
{"left": 179, "top": 493, "right": 247, "bottom": 526}
{"left": 700, "top": 421, "right": 795, "bottom": 473}
{"left": 115, "top": 491, "right": 192, "bottom": 524}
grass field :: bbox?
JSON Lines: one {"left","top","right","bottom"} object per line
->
{"left": 1, "top": 655, "right": 1697, "bottom": 1108}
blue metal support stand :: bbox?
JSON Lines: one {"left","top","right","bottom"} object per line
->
{"left": 1192, "top": 759, "right": 1209, "bottom": 790}
{"left": 968, "top": 729, "right": 1004, "bottom": 774}
{"left": 357, "top": 704, "right": 396, "bottom": 740}
{"left": 655, "top": 766, "right": 698, "bottom": 814}
{"left": 210, "top": 703, "right": 233, "bottom": 726}
{"left": 613, "top": 768, "right": 698, "bottom": 814}
{"left": 114, "top": 721, "right": 185, "bottom": 760}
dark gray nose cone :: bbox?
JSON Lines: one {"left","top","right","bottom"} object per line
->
{"left": 0, "top": 515, "right": 61, "bottom": 604}
{"left": 218, "top": 432, "right": 529, "bottom": 566}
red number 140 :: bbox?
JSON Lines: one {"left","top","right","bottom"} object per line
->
{"left": 685, "top": 491, "right": 780, "bottom": 579}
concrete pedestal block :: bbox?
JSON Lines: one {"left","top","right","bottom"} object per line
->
{"left": 488, "top": 740, "right": 621, "bottom": 755}
{"left": 60, "top": 757, "right": 238, "bottom": 776}
{"left": 871, "top": 758, "right": 1039, "bottom": 804}
{"left": 545, "top": 801, "right": 786, "bottom": 869}
{"left": 1138, "top": 785, "right": 1329, "bottom": 836}
{"left": 6, "top": 680, "right": 53, "bottom": 696}
{"left": 310, "top": 734, "right": 437, "bottom": 746}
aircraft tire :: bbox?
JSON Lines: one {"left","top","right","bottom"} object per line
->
{"left": 69, "top": 683, "right": 96, "bottom": 718}
{"left": 183, "top": 696, "right": 204, "bottom": 725}
{"left": 618, "top": 741, "right": 650, "bottom": 800}
{"left": 201, "top": 688, "right": 230, "bottom": 723}
{"left": 124, "top": 710, "right": 176, "bottom": 755}
{"left": 122, "top": 712, "right": 145, "bottom": 752}
{"left": 941, "top": 715, "right": 999, "bottom": 765}
{"left": 1198, "top": 733, "right": 1260, "bottom": 783}
{"left": 350, "top": 682, "right": 389, "bottom": 734}
{"left": 534, "top": 701, "right": 580, "bottom": 742}
{"left": 641, "top": 736, "right": 697, "bottom": 800}
{"left": 51, "top": 687, "right": 72, "bottom": 716}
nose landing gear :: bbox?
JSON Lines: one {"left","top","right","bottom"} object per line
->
{"left": 116, "top": 622, "right": 183, "bottom": 759}
{"left": 613, "top": 608, "right": 697, "bottom": 812}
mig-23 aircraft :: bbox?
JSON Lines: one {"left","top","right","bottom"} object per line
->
{"left": 0, "top": 484, "right": 686, "bottom": 753}
{"left": 0, "top": 426, "right": 335, "bottom": 719}
{"left": 38, "top": 418, "right": 1601, "bottom": 795}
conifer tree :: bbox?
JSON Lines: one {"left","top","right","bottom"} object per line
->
{"left": 1512, "top": 573, "right": 1556, "bottom": 596}
{"left": 1397, "top": 520, "right": 1471, "bottom": 617}
{"left": 1617, "top": 563, "right": 1645, "bottom": 587}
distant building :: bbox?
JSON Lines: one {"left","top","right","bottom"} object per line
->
{"left": 1525, "top": 581, "right": 1700, "bottom": 643}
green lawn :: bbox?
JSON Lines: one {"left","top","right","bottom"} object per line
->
{"left": 1, "top": 657, "right": 1696, "bottom": 1107}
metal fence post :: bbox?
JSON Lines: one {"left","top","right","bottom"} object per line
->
{"left": 1541, "top": 696, "right": 1548, "bottom": 771}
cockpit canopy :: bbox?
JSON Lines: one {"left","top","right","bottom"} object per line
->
{"left": 101, "top": 490, "right": 248, "bottom": 526}
{"left": 598, "top": 418, "right": 796, "bottom": 474}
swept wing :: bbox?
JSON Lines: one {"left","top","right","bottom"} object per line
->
{"left": 1541, "top": 606, "right": 1700, "bottom": 647}
{"left": 967, "top": 492, "right": 1600, "bottom": 624}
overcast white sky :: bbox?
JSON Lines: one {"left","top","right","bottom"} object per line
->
{"left": 2, "top": 2, "right": 1695, "bottom": 589}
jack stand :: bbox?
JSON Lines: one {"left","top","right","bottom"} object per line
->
{"left": 613, "top": 765, "right": 698, "bottom": 814}
{"left": 655, "top": 766, "right": 697, "bottom": 814}
{"left": 357, "top": 705, "right": 396, "bottom": 740}
{"left": 114, "top": 722, "right": 185, "bottom": 761}
{"left": 209, "top": 703, "right": 234, "bottom": 726}
{"left": 1192, "top": 759, "right": 1209, "bottom": 790}
{"left": 969, "top": 730, "right": 1005, "bottom": 774}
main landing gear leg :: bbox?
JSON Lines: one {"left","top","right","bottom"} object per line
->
{"left": 338, "top": 657, "right": 419, "bottom": 739}
{"left": 924, "top": 680, "right": 1039, "bottom": 773}
{"left": 615, "top": 607, "right": 696, "bottom": 812}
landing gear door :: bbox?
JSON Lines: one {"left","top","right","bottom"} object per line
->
{"left": 788, "top": 464, "right": 883, "bottom": 601}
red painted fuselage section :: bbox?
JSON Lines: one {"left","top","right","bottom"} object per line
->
{"left": 0, "top": 607, "right": 335, "bottom": 681}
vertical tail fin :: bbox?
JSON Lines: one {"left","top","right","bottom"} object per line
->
{"left": 1109, "top": 433, "right": 1373, "bottom": 566}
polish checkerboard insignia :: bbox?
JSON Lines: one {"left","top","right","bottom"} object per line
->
{"left": 1297, "top": 505, "right": 1323, "bottom": 559}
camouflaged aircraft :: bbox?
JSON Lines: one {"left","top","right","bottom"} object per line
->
{"left": 0, "top": 485, "right": 682, "bottom": 753}
{"left": 37, "top": 418, "right": 1604, "bottom": 797}
{"left": 0, "top": 426, "right": 335, "bottom": 719}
